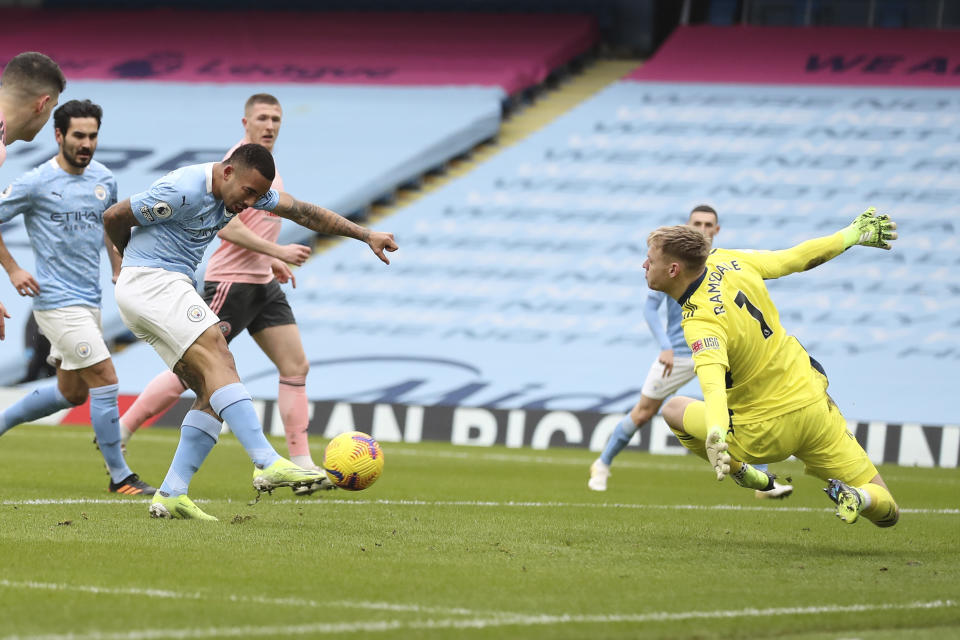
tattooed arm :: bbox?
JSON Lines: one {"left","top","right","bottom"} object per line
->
{"left": 271, "top": 192, "right": 398, "bottom": 264}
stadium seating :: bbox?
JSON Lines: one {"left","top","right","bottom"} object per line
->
{"left": 0, "top": 11, "right": 597, "bottom": 383}
{"left": 144, "top": 25, "right": 955, "bottom": 430}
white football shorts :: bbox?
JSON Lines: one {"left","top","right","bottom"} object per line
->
{"left": 33, "top": 306, "right": 111, "bottom": 371}
{"left": 639, "top": 354, "right": 696, "bottom": 400}
{"left": 115, "top": 267, "right": 219, "bottom": 369}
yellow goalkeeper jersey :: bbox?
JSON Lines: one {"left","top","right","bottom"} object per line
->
{"left": 677, "top": 233, "right": 847, "bottom": 426}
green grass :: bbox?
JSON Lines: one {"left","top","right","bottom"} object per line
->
{"left": 1, "top": 424, "right": 958, "bottom": 639}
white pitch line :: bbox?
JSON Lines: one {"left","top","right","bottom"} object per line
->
{"left": 385, "top": 446, "right": 697, "bottom": 471}
{"left": 2, "top": 599, "right": 955, "bottom": 640}
{"left": 0, "top": 579, "right": 482, "bottom": 617}
{"left": 3, "top": 496, "right": 957, "bottom": 515}
{"left": 17, "top": 427, "right": 960, "bottom": 479}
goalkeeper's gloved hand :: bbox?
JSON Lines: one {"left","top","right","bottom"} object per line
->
{"left": 841, "top": 207, "right": 898, "bottom": 250}
{"left": 705, "top": 427, "right": 730, "bottom": 481}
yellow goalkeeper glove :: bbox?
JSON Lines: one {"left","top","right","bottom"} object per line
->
{"left": 841, "top": 207, "right": 898, "bottom": 250}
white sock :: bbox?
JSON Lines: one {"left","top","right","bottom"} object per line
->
{"left": 291, "top": 454, "right": 317, "bottom": 469}
{"left": 120, "top": 423, "right": 134, "bottom": 446}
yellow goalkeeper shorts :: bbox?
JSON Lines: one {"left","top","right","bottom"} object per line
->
{"left": 689, "top": 396, "right": 879, "bottom": 486}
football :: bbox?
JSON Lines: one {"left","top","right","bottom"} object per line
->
{"left": 322, "top": 431, "right": 385, "bottom": 491}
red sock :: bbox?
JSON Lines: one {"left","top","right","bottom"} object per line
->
{"left": 120, "top": 370, "right": 187, "bottom": 432}
{"left": 278, "top": 375, "right": 310, "bottom": 459}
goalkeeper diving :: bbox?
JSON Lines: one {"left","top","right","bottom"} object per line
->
{"left": 643, "top": 208, "right": 899, "bottom": 527}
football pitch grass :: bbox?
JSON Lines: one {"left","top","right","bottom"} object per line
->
{"left": 1, "top": 425, "right": 957, "bottom": 639}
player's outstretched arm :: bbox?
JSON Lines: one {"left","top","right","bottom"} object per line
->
{"left": 749, "top": 207, "right": 897, "bottom": 280}
{"left": 272, "top": 192, "right": 398, "bottom": 264}
{"left": 103, "top": 199, "right": 140, "bottom": 256}
{"left": 217, "top": 217, "right": 311, "bottom": 266}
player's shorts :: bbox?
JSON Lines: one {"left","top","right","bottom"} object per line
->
{"left": 686, "top": 395, "right": 878, "bottom": 487}
{"left": 202, "top": 279, "right": 295, "bottom": 343}
{"left": 115, "top": 267, "right": 219, "bottom": 369}
{"left": 640, "top": 355, "right": 696, "bottom": 400}
{"left": 33, "top": 306, "right": 110, "bottom": 371}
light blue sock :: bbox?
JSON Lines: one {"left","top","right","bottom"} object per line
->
{"left": 600, "top": 414, "right": 639, "bottom": 466}
{"left": 1, "top": 384, "right": 74, "bottom": 436}
{"left": 159, "top": 410, "right": 221, "bottom": 497}
{"left": 209, "top": 383, "right": 280, "bottom": 468}
{"left": 89, "top": 384, "right": 132, "bottom": 484}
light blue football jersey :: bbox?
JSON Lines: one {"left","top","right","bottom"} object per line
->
{"left": 124, "top": 163, "right": 279, "bottom": 281}
{"left": 0, "top": 157, "right": 118, "bottom": 310}
{"left": 644, "top": 289, "right": 692, "bottom": 356}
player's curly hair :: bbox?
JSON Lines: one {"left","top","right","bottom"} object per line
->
{"left": 53, "top": 99, "right": 102, "bottom": 135}
{"left": 225, "top": 143, "right": 276, "bottom": 182}
{"left": 647, "top": 225, "right": 711, "bottom": 271}
{"left": 1, "top": 52, "right": 66, "bottom": 96}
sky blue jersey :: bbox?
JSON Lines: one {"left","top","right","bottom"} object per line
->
{"left": 643, "top": 289, "right": 691, "bottom": 356}
{"left": 124, "top": 163, "right": 279, "bottom": 281}
{"left": 0, "top": 157, "right": 118, "bottom": 310}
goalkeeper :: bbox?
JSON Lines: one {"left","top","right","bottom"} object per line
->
{"left": 643, "top": 209, "right": 899, "bottom": 527}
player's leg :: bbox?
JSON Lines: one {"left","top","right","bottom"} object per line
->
{"left": 0, "top": 377, "right": 74, "bottom": 436}
{"left": 798, "top": 398, "right": 899, "bottom": 527}
{"left": 118, "top": 370, "right": 187, "bottom": 446}
{"left": 588, "top": 395, "right": 662, "bottom": 491}
{"left": 141, "top": 355, "right": 219, "bottom": 519}
{"left": 73, "top": 357, "right": 154, "bottom": 494}
{"left": 0, "top": 312, "right": 75, "bottom": 435}
{"left": 246, "top": 282, "right": 316, "bottom": 468}
{"left": 663, "top": 397, "right": 789, "bottom": 495}
{"left": 180, "top": 326, "right": 322, "bottom": 492}
{"left": 252, "top": 324, "right": 312, "bottom": 461}
{"left": 589, "top": 356, "right": 694, "bottom": 491}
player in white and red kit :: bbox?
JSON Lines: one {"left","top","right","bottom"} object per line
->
{"left": 0, "top": 52, "right": 66, "bottom": 340}
{"left": 119, "top": 94, "right": 326, "bottom": 489}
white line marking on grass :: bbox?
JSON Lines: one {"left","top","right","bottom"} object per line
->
{"left": 4, "top": 497, "right": 957, "bottom": 515}
{"left": 2, "top": 599, "right": 954, "bottom": 639}
{"left": 0, "top": 579, "right": 480, "bottom": 616}
{"left": 2, "top": 498, "right": 150, "bottom": 505}
{"left": 266, "top": 498, "right": 960, "bottom": 516}
{"left": 386, "top": 446, "right": 697, "bottom": 471}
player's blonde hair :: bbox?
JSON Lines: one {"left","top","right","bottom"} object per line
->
{"left": 647, "top": 225, "right": 711, "bottom": 271}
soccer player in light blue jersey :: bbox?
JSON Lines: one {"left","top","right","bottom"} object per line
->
{"left": 0, "top": 52, "right": 66, "bottom": 341}
{"left": 0, "top": 99, "right": 155, "bottom": 496}
{"left": 104, "top": 143, "right": 398, "bottom": 520}
{"left": 589, "top": 206, "right": 790, "bottom": 498}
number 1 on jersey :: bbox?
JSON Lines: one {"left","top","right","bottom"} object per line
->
{"left": 734, "top": 291, "right": 773, "bottom": 339}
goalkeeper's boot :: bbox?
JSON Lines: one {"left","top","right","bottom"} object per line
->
{"left": 705, "top": 428, "right": 731, "bottom": 480}
{"left": 109, "top": 473, "right": 156, "bottom": 496}
{"left": 588, "top": 458, "right": 611, "bottom": 492}
{"left": 823, "top": 478, "right": 863, "bottom": 524}
{"left": 149, "top": 492, "right": 218, "bottom": 521}
{"left": 291, "top": 463, "right": 338, "bottom": 496}
{"left": 253, "top": 458, "right": 325, "bottom": 493}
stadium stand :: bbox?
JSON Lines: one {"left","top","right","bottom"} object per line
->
{"left": 3, "top": 8, "right": 956, "bottom": 466}
{"left": 127, "top": 24, "right": 955, "bottom": 436}
{"left": 0, "top": 10, "right": 598, "bottom": 383}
